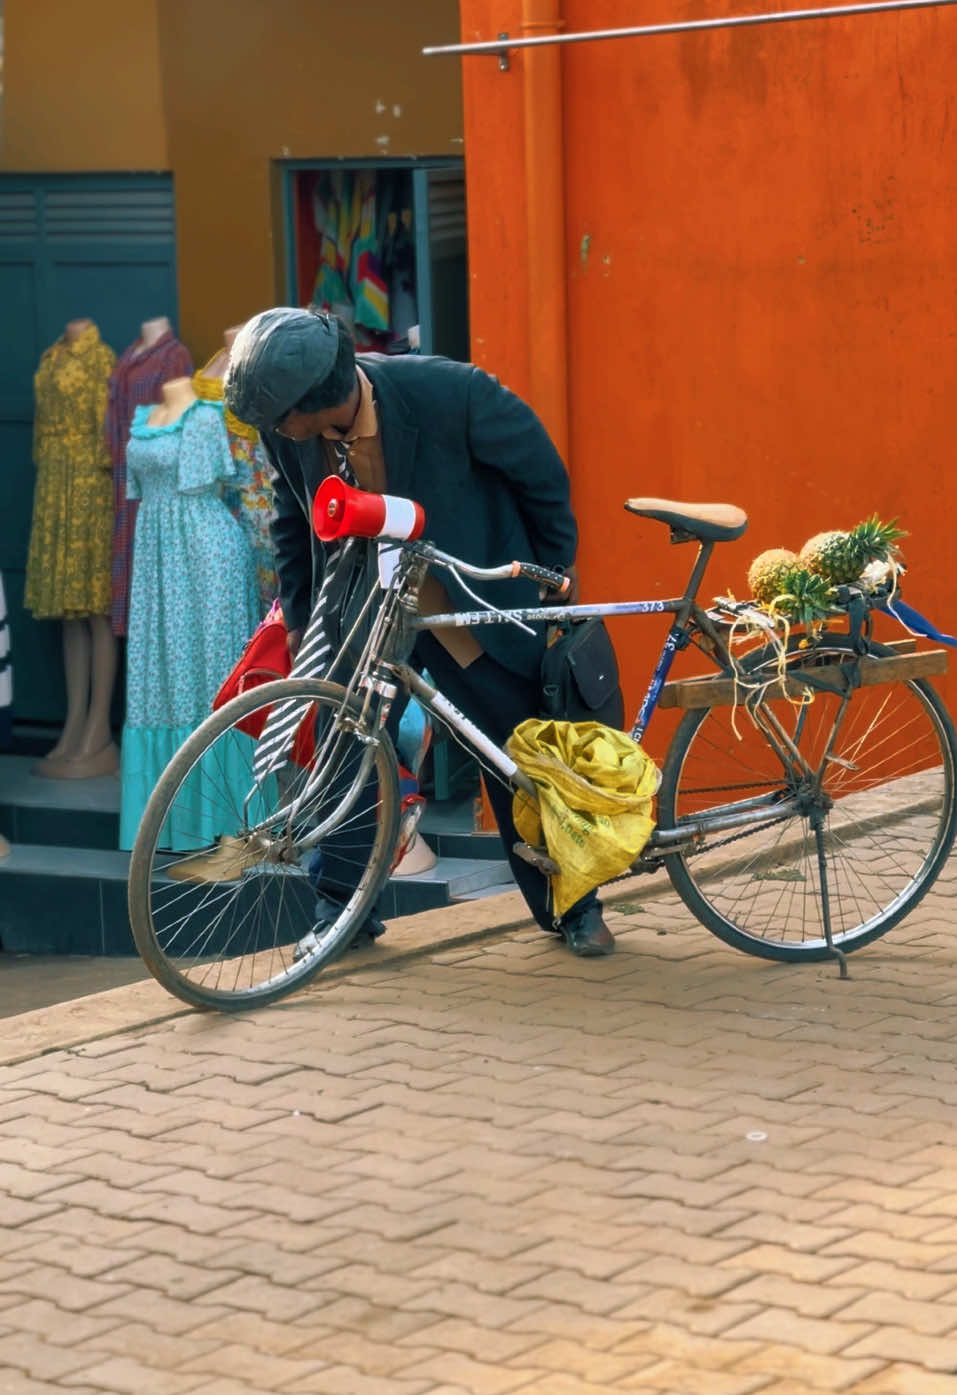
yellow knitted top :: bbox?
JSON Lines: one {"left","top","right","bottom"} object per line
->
{"left": 192, "top": 354, "right": 258, "bottom": 442}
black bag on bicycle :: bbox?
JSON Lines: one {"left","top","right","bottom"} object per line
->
{"left": 539, "top": 618, "right": 625, "bottom": 729}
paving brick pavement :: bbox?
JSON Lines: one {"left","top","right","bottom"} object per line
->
{"left": 3, "top": 862, "right": 957, "bottom": 1394}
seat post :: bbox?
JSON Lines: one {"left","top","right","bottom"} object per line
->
{"left": 680, "top": 540, "right": 715, "bottom": 611}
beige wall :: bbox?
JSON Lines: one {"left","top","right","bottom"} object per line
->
{"left": 158, "top": 0, "right": 464, "bottom": 360}
{"left": 2, "top": 0, "right": 463, "bottom": 359}
{"left": 1, "top": 0, "right": 169, "bottom": 170}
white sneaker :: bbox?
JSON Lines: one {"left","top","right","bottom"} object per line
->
{"left": 292, "top": 930, "right": 320, "bottom": 963}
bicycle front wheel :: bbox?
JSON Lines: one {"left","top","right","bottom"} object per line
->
{"left": 128, "top": 678, "right": 400, "bottom": 1010}
{"left": 659, "top": 636, "right": 957, "bottom": 961}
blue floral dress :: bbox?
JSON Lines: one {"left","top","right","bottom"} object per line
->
{"left": 119, "top": 400, "right": 261, "bottom": 850}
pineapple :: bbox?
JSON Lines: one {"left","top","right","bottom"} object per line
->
{"left": 771, "top": 567, "right": 835, "bottom": 626}
{"left": 747, "top": 549, "right": 800, "bottom": 606}
{"left": 799, "top": 515, "right": 905, "bottom": 587}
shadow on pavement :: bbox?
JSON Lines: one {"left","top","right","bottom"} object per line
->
{"left": 0, "top": 954, "right": 150, "bottom": 1018}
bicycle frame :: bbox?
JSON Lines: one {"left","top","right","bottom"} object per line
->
{"left": 316, "top": 535, "right": 773, "bottom": 858}
{"left": 244, "top": 529, "right": 820, "bottom": 865}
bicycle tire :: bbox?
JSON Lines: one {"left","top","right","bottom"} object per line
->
{"left": 128, "top": 678, "right": 400, "bottom": 1011}
{"left": 658, "top": 635, "right": 957, "bottom": 961}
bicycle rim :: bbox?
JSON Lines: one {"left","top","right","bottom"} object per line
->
{"left": 128, "top": 678, "right": 400, "bottom": 1010}
{"left": 660, "top": 637, "right": 957, "bottom": 960}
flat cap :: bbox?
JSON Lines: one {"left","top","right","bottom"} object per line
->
{"left": 224, "top": 307, "right": 340, "bottom": 431}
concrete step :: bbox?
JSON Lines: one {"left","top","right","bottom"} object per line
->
{"left": 0, "top": 755, "right": 505, "bottom": 861}
{"left": 0, "top": 841, "right": 514, "bottom": 957}
{"left": 0, "top": 755, "right": 121, "bottom": 851}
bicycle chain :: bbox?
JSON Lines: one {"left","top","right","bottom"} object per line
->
{"left": 606, "top": 808, "right": 798, "bottom": 887}
{"left": 683, "top": 809, "right": 795, "bottom": 858}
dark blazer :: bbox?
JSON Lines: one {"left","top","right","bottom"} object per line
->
{"left": 262, "top": 353, "right": 579, "bottom": 679}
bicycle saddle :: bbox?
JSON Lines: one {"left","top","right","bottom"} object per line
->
{"left": 624, "top": 497, "right": 748, "bottom": 542}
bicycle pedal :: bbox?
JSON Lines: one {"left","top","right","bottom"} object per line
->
{"left": 513, "top": 842, "right": 560, "bottom": 876}
{"left": 824, "top": 754, "right": 859, "bottom": 771}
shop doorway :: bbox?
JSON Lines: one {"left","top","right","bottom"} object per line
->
{"left": 283, "top": 158, "right": 477, "bottom": 803}
{"left": 283, "top": 159, "right": 468, "bottom": 360}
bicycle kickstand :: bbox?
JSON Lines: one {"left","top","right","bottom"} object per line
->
{"left": 513, "top": 842, "right": 560, "bottom": 876}
{"left": 809, "top": 808, "right": 848, "bottom": 980}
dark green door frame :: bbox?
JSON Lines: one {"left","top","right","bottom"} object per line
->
{"left": 278, "top": 156, "right": 465, "bottom": 354}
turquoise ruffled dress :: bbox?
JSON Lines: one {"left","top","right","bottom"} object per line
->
{"left": 119, "top": 400, "right": 262, "bottom": 851}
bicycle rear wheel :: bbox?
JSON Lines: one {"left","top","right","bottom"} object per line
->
{"left": 128, "top": 678, "right": 400, "bottom": 1010}
{"left": 659, "top": 636, "right": 957, "bottom": 961}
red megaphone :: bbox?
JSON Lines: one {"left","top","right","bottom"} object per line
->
{"left": 312, "top": 475, "right": 426, "bottom": 543}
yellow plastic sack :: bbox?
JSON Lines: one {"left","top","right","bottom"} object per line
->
{"left": 505, "top": 718, "right": 659, "bottom": 918}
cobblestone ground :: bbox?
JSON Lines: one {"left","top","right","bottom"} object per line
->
{"left": 2, "top": 859, "right": 957, "bottom": 1394}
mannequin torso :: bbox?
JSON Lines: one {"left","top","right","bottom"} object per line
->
{"left": 190, "top": 326, "right": 278, "bottom": 615}
{"left": 136, "top": 316, "right": 173, "bottom": 356}
{"left": 146, "top": 377, "right": 198, "bottom": 428}
{"left": 202, "top": 326, "right": 242, "bottom": 382}
{"left": 64, "top": 317, "right": 94, "bottom": 344}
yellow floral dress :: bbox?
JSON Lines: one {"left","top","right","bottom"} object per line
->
{"left": 25, "top": 324, "right": 116, "bottom": 618}
{"left": 192, "top": 355, "right": 277, "bottom": 615}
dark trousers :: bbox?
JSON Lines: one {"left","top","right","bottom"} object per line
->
{"left": 312, "top": 632, "right": 598, "bottom": 933}
{"left": 415, "top": 634, "right": 602, "bottom": 932}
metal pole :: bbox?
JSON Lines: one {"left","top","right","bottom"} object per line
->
{"left": 423, "top": 0, "right": 957, "bottom": 57}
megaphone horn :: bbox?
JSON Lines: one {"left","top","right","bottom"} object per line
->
{"left": 312, "top": 475, "right": 426, "bottom": 543}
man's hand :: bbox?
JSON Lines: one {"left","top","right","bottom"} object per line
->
{"left": 287, "top": 628, "right": 303, "bottom": 660}
{"left": 544, "top": 564, "right": 579, "bottom": 606}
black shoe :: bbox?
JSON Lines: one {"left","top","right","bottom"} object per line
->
{"left": 315, "top": 895, "right": 386, "bottom": 940}
{"left": 350, "top": 911, "right": 387, "bottom": 946}
{"left": 293, "top": 900, "right": 387, "bottom": 961}
{"left": 559, "top": 904, "right": 615, "bottom": 957}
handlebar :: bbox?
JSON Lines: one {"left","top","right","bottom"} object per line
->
{"left": 514, "top": 560, "right": 572, "bottom": 595}
{"left": 408, "top": 541, "right": 570, "bottom": 596}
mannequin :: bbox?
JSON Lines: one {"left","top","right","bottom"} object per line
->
{"left": 56, "top": 323, "right": 117, "bottom": 766}
{"left": 192, "top": 327, "right": 276, "bottom": 614}
{"left": 106, "top": 317, "right": 193, "bottom": 639}
{"left": 202, "top": 324, "right": 242, "bottom": 381}
{"left": 41, "top": 317, "right": 120, "bottom": 775}
{"left": 26, "top": 317, "right": 119, "bottom": 780}
{"left": 119, "top": 382, "right": 259, "bottom": 850}
{"left": 147, "top": 375, "right": 197, "bottom": 426}
{"left": 65, "top": 317, "right": 94, "bottom": 342}
{"left": 38, "top": 612, "right": 118, "bottom": 775}
{"left": 136, "top": 316, "right": 173, "bottom": 355}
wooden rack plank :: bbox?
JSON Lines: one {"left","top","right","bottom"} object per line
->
{"left": 659, "top": 647, "right": 948, "bottom": 711}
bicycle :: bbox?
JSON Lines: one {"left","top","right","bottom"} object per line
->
{"left": 128, "top": 496, "right": 957, "bottom": 1010}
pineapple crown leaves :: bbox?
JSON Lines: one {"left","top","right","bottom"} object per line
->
{"left": 799, "top": 514, "right": 907, "bottom": 587}
{"left": 767, "top": 566, "right": 836, "bottom": 625}
{"left": 849, "top": 514, "right": 907, "bottom": 564}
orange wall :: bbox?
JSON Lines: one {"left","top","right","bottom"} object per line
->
{"left": 1, "top": 0, "right": 168, "bottom": 169}
{"left": 461, "top": 0, "right": 957, "bottom": 744}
